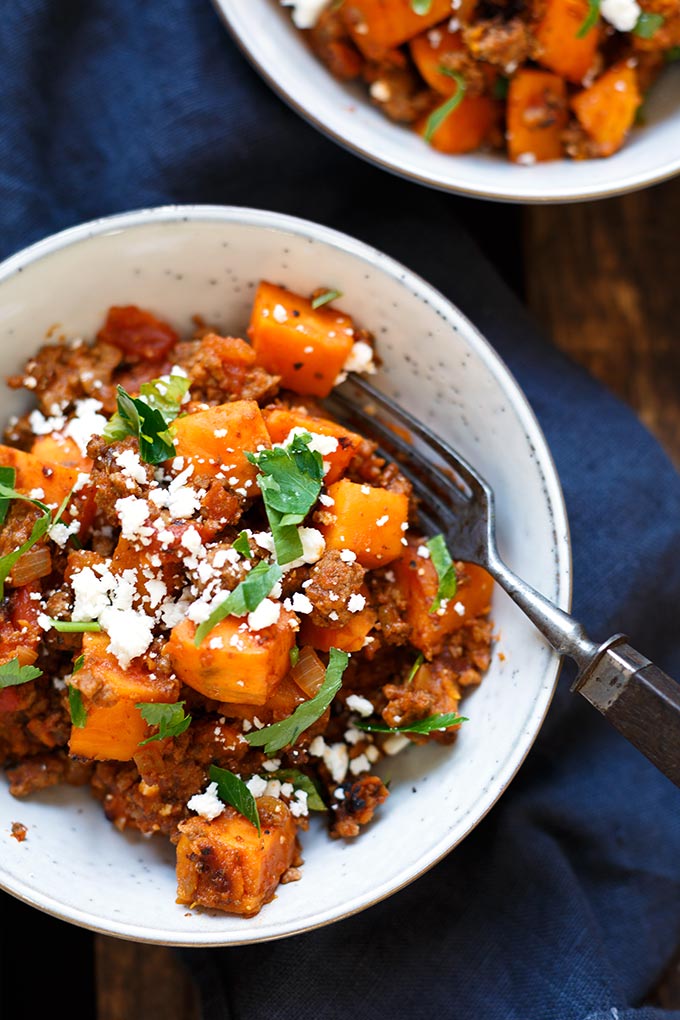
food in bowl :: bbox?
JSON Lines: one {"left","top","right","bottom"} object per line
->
{"left": 281, "top": 0, "right": 680, "bottom": 161}
{"left": 0, "top": 281, "right": 494, "bottom": 918}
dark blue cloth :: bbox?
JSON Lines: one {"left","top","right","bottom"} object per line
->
{"left": 2, "top": 3, "right": 680, "bottom": 1019}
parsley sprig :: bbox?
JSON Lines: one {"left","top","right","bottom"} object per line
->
{"left": 356, "top": 712, "right": 468, "bottom": 735}
{"left": 426, "top": 534, "right": 457, "bottom": 612}
{"left": 193, "top": 560, "right": 283, "bottom": 646}
{"left": 311, "top": 289, "right": 343, "bottom": 310}
{"left": 246, "top": 432, "right": 324, "bottom": 566}
{"left": 267, "top": 768, "right": 327, "bottom": 811}
{"left": 68, "top": 686, "right": 88, "bottom": 728}
{"left": 0, "top": 658, "right": 43, "bottom": 689}
{"left": 137, "top": 701, "right": 192, "bottom": 745}
{"left": 245, "top": 648, "right": 349, "bottom": 755}
{"left": 208, "top": 764, "right": 261, "bottom": 835}
{"left": 424, "top": 69, "right": 466, "bottom": 144}
{"left": 411, "top": 0, "right": 433, "bottom": 12}
{"left": 634, "top": 11, "right": 664, "bottom": 37}
{"left": 103, "top": 373, "right": 188, "bottom": 464}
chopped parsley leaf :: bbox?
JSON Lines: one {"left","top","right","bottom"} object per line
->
{"left": 311, "top": 289, "right": 343, "bottom": 310}
{"left": 194, "top": 560, "right": 283, "bottom": 646}
{"left": 232, "top": 530, "right": 253, "bottom": 559}
{"left": 68, "top": 686, "right": 88, "bottom": 728}
{"left": 137, "top": 701, "right": 192, "bottom": 745}
{"left": 356, "top": 712, "right": 468, "bottom": 735}
{"left": 0, "top": 658, "right": 43, "bottom": 689}
{"left": 576, "top": 0, "right": 599, "bottom": 37}
{"left": 424, "top": 70, "right": 466, "bottom": 143}
{"left": 426, "top": 533, "right": 457, "bottom": 612}
{"left": 209, "top": 764, "right": 261, "bottom": 834}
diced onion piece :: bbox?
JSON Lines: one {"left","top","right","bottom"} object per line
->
{"left": 10, "top": 545, "right": 52, "bottom": 586}
{"left": 291, "top": 646, "right": 326, "bottom": 698}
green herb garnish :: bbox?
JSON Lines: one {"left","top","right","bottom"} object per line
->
{"left": 426, "top": 534, "right": 457, "bottom": 612}
{"left": 356, "top": 712, "right": 468, "bottom": 735}
{"left": 68, "top": 686, "right": 88, "bottom": 728}
{"left": 0, "top": 467, "right": 15, "bottom": 525}
{"left": 665, "top": 46, "right": 680, "bottom": 61}
{"left": 0, "top": 505, "right": 51, "bottom": 600}
{"left": 245, "top": 648, "right": 349, "bottom": 755}
{"left": 493, "top": 76, "right": 510, "bottom": 100}
{"left": 290, "top": 646, "right": 300, "bottom": 668}
{"left": 103, "top": 384, "right": 177, "bottom": 464}
{"left": 208, "top": 764, "right": 261, "bottom": 835}
{"left": 268, "top": 769, "right": 327, "bottom": 811}
{"left": 405, "top": 652, "right": 424, "bottom": 685}
{"left": 246, "top": 432, "right": 324, "bottom": 566}
{"left": 311, "top": 289, "right": 343, "bottom": 310}
{"left": 232, "top": 530, "right": 253, "bottom": 559}
{"left": 424, "top": 70, "right": 466, "bottom": 143}
{"left": 576, "top": 0, "right": 599, "bottom": 37}
{"left": 72, "top": 654, "right": 85, "bottom": 674}
{"left": 0, "top": 658, "right": 43, "bottom": 689}
{"left": 634, "top": 11, "right": 664, "bottom": 37}
{"left": 411, "top": 0, "right": 433, "bottom": 12}
{"left": 137, "top": 701, "right": 192, "bottom": 745}
{"left": 139, "top": 373, "right": 189, "bottom": 421}
{"left": 194, "top": 559, "right": 283, "bottom": 646}
{"left": 47, "top": 620, "right": 102, "bottom": 633}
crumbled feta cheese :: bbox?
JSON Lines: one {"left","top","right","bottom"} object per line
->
{"left": 343, "top": 340, "right": 376, "bottom": 376}
{"left": 114, "top": 449, "right": 147, "bottom": 486}
{"left": 272, "top": 303, "right": 288, "bottom": 323}
{"left": 246, "top": 775, "right": 268, "bottom": 798}
{"left": 28, "top": 409, "right": 66, "bottom": 436}
{"left": 279, "top": 0, "right": 327, "bottom": 29}
{"left": 63, "top": 398, "right": 108, "bottom": 455}
{"left": 346, "top": 694, "right": 373, "bottom": 717}
{"left": 29, "top": 487, "right": 45, "bottom": 499}
{"left": 247, "top": 598, "right": 281, "bottom": 631}
{"left": 339, "top": 549, "right": 356, "bottom": 563}
{"left": 48, "top": 520, "right": 80, "bottom": 548}
{"left": 375, "top": 515, "right": 389, "bottom": 527}
{"left": 346, "top": 593, "right": 366, "bottom": 614}
{"left": 417, "top": 544, "right": 430, "bottom": 559}
{"left": 319, "top": 493, "right": 335, "bottom": 507}
{"left": 516, "top": 152, "right": 537, "bottom": 166}
{"left": 252, "top": 531, "right": 276, "bottom": 554}
{"left": 600, "top": 0, "right": 640, "bottom": 31}
{"left": 99, "top": 606, "right": 155, "bottom": 668}
{"left": 187, "top": 781, "right": 224, "bottom": 821}
{"left": 262, "top": 758, "right": 281, "bottom": 773}
{"left": 369, "top": 80, "right": 392, "bottom": 102}
{"left": 289, "top": 789, "right": 309, "bottom": 818}
{"left": 308, "top": 735, "right": 327, "bottom": 757}
{"left": 453, "top": 601, "right": 466, "bottom": 617}
{"left": 286, "top": 592, "right": 313, "bottom": 615}
{"left": 282, "top": 427, "right": 339, "bottom": 457}
{"left": 115, "top": 496, "right": 152, "bottom": 541}
{"left": 383, "top": 733, "right": 411, "bottom": 756}
{"left": 349, "top": 754, "right": 371, "bottom": 776}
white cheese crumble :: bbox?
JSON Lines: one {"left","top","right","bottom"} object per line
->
{"left": 48, "top": 520, "right": 80, "bottom": 548}
{"left": 282, "top": 426, "right": 339, "bottom": 458}
{"left": 280, "top": 0, "right": 327, "bottom": 29}
{"left": 114, "top": 448, "right": 147, "bottom": 486}
{"left": 187, "top": 782, "right": 225, "bottom": 821}
{"left": 343, "top": 340, "right": 376, "bottom": 376}
{"left": 99, "top": 606, "right": 155, "bottom": 668}
{"left": 322, "top": 742, "right": 349, "bottom": 784}
{"left": 63, "top": 398, "right": 108, "bottom": 455}
{"left": 285, "top": 592, "right": 314, "bottom": 615}
{"left": 346, "top": 694, "right": 374, "bottom": 717}
{"left": 339, "top": 549, "right": 356, "bottom": 563}
{"left": 247, "top": 598, "right": 281, "bottom": 631}
{"left": 246, "top": 775, "right": 268, "bottom": 799}
{"left": 115, "top": 495, "right": 153, "bottom": 541}
{"left": 453, "top": 601, "right": 466, "bottom": 617}
{"left": 417, "top": 544, "right": 430, "bottom": 559}
{"left": 349, "top": 754, "right": 371, "bottom": 776}
{"left": 383, "top": 733, "right": 411, "bottom": 756}
{"left": 600, "top": 0, "right": 640, "bottom": 31}
{"left": 272, "top": 303, "right": 288, "bottom": 323}
{"left": 347, "top": 593, "right": 366, "bottom": 614}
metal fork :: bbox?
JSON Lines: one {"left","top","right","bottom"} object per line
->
{"left": 325, "top": 375, "right": 680, "bottom": 789}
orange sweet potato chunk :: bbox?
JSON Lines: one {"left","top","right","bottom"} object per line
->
{"left": 171, "top": 400, "right": 271, "bottom": 489}
{"left": 571, "top": 63, "right": 641, "bottom": 156}
{"left": 263, "top": 407, "right": 363, "bottom": 485}
{"left": 507, "top": 70, "right": 568, "bottom": 163}
{"left": 341, "top": 0, "right": 455, "bottom": 59}
{"left": 176, "top": 798, "right": 298, "bottom": 916}
{"left": 410, "top": 27, "right": 467, "bottom": 95}
{"left": 0, "top": 444, "right": 78, "bottom": 508}
{"left": 299, "top": 596, "right": 377, "bottom": 653}
{"left": 417, "top": 95, "right": 500, "bottom": 154}
{"left": 535, "top": 0, "right": 599, "bottom": 84}
{"left": 394, "top": 540, "right": 493, "bottom": 657}
{"left": 69, "top": 634, "right": 180, "bottom": 761}
{"left": 321, "top": 479, "right": 408, "bottom": 568}
{"left": 167, "top": 611, "right": 296, "bottom": 705}
{"left": 31, "top": 434, "right": 92, "bottom": 472}
{"left": 248, "top": 282, "right": 354, "bottom": 398}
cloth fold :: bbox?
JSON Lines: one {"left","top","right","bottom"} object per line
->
{"left": 1, "top": 3, "right": 679, "bottom": 1019}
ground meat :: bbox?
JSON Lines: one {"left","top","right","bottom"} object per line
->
{"left": 6, "top": 750, "right": 92, "bottom": 797}
{"left": 330, "top": 775, "right": 389, "bottom": 838}
{"left": 197, "top": 482, "right": 243, "bottom": 538}
{"left": 463, "top": 17, "right": 536, "bottom": 71}
{"left": 368, "top": 567, "right": 411, "bottom": 645}
{"left": 10, "top": 821, "right": 27, "bottom": 841}
{"left": 308, "top": 7, "right": 363, "bottom": 79}
{"left": 91, "top": 760, "right": 181, "bottom": 837}
{"left": 346, "top": 441, "right": 413, "bottom": 500}
{"left": 86, "top": 435, "right": 157, "bottom": 525}
{"left": 0, "top": 678, "right": 70, "bottom": 766}
{"left": 304, "top": 550, "right": 366, "bottom": 627}
{"left": 7, "top": 340, "right": 123, "bottom": 416}
{"left": 363, "top": 56, "right": 436, "bottom": 123}
{"left": 175, "top": 333, "right": 280, "bottom": 406}
{"left": 437, "top": 48, "right": 492, "bottom": 98}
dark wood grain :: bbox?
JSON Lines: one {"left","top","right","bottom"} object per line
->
{"left": 95, "top": 939, "right": 200, "bottom": 1020}
{"left": 525, "top": 176, "right": 680, "bottom": 1004}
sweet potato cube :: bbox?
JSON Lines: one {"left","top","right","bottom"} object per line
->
{"left": 535, "top": 0, "right": 599, "bottom": 84}
{"left": 321, "top": 479, "right": 408, "bottom": 568}
{"left": 69, "top": 634, "right": 180, "bottom": 761}
{"left": 507, "top": 70, "right": 568, "bottom": 163}
{"left": 176, "top": 797, "right": 298, "bottom": 916}
{"left": 417, "top": 95, "right": 500, "bottom": 155}
{"left": 31, "top": 434, "right": 92, "bottom": 472}
{"left": 571, "top": 63, "right": 641, "bottom": 157}
{"left": 341, "top": 0, "right": 455, "bottom": 59}
{"left": 263, "top": 407, "right": 363, "bottom": 484}
{"left": 300, "top": 597, "right": 377, "bottom": 652}
{"left": 0, "top": 444, "right": 78, "bottom": 508}
{"left": 248, "top": 282, "right": 354, "bottom": 398}
{"left": 166, "top": 611, "right": 296, "bottom": 705}
{"left": 171, "top": 400, "right": 271, "bottom": 489}
{"left": 394, "top": 541, "right": 494, "bottom": 657}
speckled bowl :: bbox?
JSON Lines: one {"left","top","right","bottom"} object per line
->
{"left": 216, "top": 0, "right": 680, "bottom": 203}
{"left": 0, "top": 206, "right": 570, "bottom": 945}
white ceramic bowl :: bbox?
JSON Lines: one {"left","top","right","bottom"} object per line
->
{"left": 216, "top": 0, "right": 680, "bottom": 204}
{"left": 0, "top": 206, "right": 570, "bottom": 945}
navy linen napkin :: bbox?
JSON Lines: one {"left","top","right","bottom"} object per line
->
{"left": 2, "top": 3, "right": 680, "bottom": 1019}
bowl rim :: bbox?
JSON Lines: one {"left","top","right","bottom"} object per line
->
{"left": 214, "top": 0, "right": 680, "bottom": 205}
{"left": 0, "top": 204, "right": 572, "bottom": 944}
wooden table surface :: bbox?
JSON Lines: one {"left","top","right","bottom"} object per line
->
{"left": 2, "top": 176, "right": 679, "bottom": 1018}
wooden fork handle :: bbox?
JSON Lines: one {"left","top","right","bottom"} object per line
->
{"left": 572, "top": 635, "right": 680, "bottom": 787}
